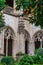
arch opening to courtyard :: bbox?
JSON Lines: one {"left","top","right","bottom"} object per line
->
{"left": 3, "top": 26, "right": 15, "bottom": 56}
{"left": 24, "top": 30, "right": 31, "bottom": 54}
{"left": 33, "top": 30, "right": 43, "bottom": 51}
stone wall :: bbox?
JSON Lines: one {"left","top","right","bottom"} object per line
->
{"left": 0, "top": 13, "right": 42, "bottom": 58}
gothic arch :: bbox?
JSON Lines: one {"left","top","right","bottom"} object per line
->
{"left": 24, "top": 30, "right": 31, "bottom": 40}
{"left": 4, "top": 26, "right": 15, "bottom": 56}
{"left": 33, "top": 30, "right": 43, "bottom": 39}
{"left": 24, "top": 30, "right": 31, "bottom": 54}
{"left": 32, "top": 30, "right": 43, "bottom": 50}
{"left": 4, "top": 26, "right": 15, "bottom": 35}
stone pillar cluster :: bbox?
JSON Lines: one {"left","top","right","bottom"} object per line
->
{"left": 18, "top": 16, "right": 25, "bottom": 53}
{"left": 18, "top": 17, "right": 25, "bottom": 34}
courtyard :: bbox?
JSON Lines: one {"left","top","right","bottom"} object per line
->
{"left": 0, "top": 0, "right": 43, "bottom": 65}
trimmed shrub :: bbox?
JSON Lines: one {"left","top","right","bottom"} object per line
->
{"left": 19, "top": 54, "right": 34, "bottom": 65}
{"left": 32, "top": 54, "right": 43, "bottom": 64}
{"left": 15, "top": 62, "right": 19, "bottom": 65}
{"left": 32, "top": 55, "right": 41, "bottom": 64}
{"left": 0, "top": 62, "right": 6, "bottom": 65}
{"left": 39, "top": 56, "right": 43, "bottom": 64}
{"left": 35, "top": 48, "right": 43, "bottom": 64}
{"left": 37, "top": 48, "right": 43, "bottom": 56}
{"left": 1, "top": 56, "right": 15, "bottom": 65}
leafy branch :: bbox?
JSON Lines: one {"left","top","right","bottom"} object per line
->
{"left": 15, "top": 0, "right": 43, "bottom": 28}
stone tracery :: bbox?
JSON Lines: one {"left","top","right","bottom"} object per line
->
{"left": 34, "top": 31, "right": 43, "bottom": 42}
{"left": 4, "top": 27, "right": 15, "bottom": 56}
{"left": 4, "top": 27, "right": 14, "bottom": 39}
{"left": 33, "top": 30, "right": 43, "bottom": 49}
{"left": 24, "top": 30, "right": 30, "bottom": 54}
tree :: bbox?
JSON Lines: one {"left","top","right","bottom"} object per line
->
{"left": 15, "top": 0, "right": 43, "bottom": 28}
{"left": 0, "top": 0, "right": 6, "bottom": 11}
{"left": 0, "top": 13, "right": 5, "bottom": 28}
{"left": 0, "top": 0, "right": 6, "bottom": 32}
{"left": 30, "top": 0, "right": 43, "bottom": 28}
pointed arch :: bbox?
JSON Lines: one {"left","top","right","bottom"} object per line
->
{"left": 4, "top": 26, "right": 15, "bottom": 56}
{"left": 32, "top": 30, "right": 43, "bottom": 49}
{"left": 24, "top": 30, "right": 31, "bottom": 54}
{"left": 4, "top": 26, "right": 15, "bottom": 34}
{"left": 33, "top": 30, "right": 43, "bottom": 41}
{"left": 24, "top": 30, "right": 31, "bottom": 40}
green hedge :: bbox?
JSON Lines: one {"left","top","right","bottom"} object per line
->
{"left": 0, "top": 62, "right": 6, "bottom": 65}
{"left": 37, "top": 48, "right": 43, "bottom": 56}
{"left": 1, "top": 56, "right": 15, "bottom": 65}
{"left": 19, "top": 54, "right": 34, "bottom": 65}
{"left": 33, "top": 64, "right": 43, "bottom": 65}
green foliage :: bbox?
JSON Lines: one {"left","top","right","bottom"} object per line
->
{"left": 15, "top": 0, "right": 43, "bottom": 28}
{"left": 34, "top": 49, "right": 38, "bottom": 55}
{"left": 19, "top": 54, "right": 34, "bottom": 65}
{"left": 0, "top": 62, "right": 6, "bottom": 65}
{"left": 30, "top": 6, "right": 43, "bottom": 28}
{"left": 16, "top": 52, "right": 24, "bottom": 55}
{"left": 15, "top": 0, "right": 36, "bottom": 10}
{"left": 28, "top": 0, "right": 43, "bottom": 28}
{"left": 32, "top": 54, "right": 43, "bottom": 64}
{"left": 1, "top": 56, "right": 15, "bottom": 65}
{"left": 32, "top": 55, "right": 41, "bottom": 64}
{"left": 0, "top": 0, "right": 6, "bottom": 32}
{"left": 39, "top": 57, "right": 43, "bottom": 64}
{"left": 0, "top": 13, "right": 5, "bottom": 28}
{"left": 33, "top": 64, "right": 43, "bottom": 65}
{"left": 15, "top": 62, "right": 19, "bottom": 65}
{"left": 36, "top": 48, "right": 43, "bottom": 56}
{"left": 0, "top": 0, "right": 6, "bottom": 11}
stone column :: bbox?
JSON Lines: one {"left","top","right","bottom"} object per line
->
{"left": 6, "top": 38, "right": 8, "bottom": 56}
{"left": 1, "top": 30, "right": 4, "bottom": 54}
{"left": 13, "top": 0, "right": 16, "bottom": 13}
{"left": 13, "top": 39, "right": 17, "bottom": 60}
{"left": 0, "top": 33, "right": 4, "bottom": 54}
{"left": 40, "top": 39, "right": 42, "bottom": 48}
{"left": 19, "top": 33, "right": 25, "bottom": 53}
{"left": 18, "top": 17, "right": 25, "bottom": 53}
{"left": 29, "top": 39, "right": 35, "bottom": 55}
